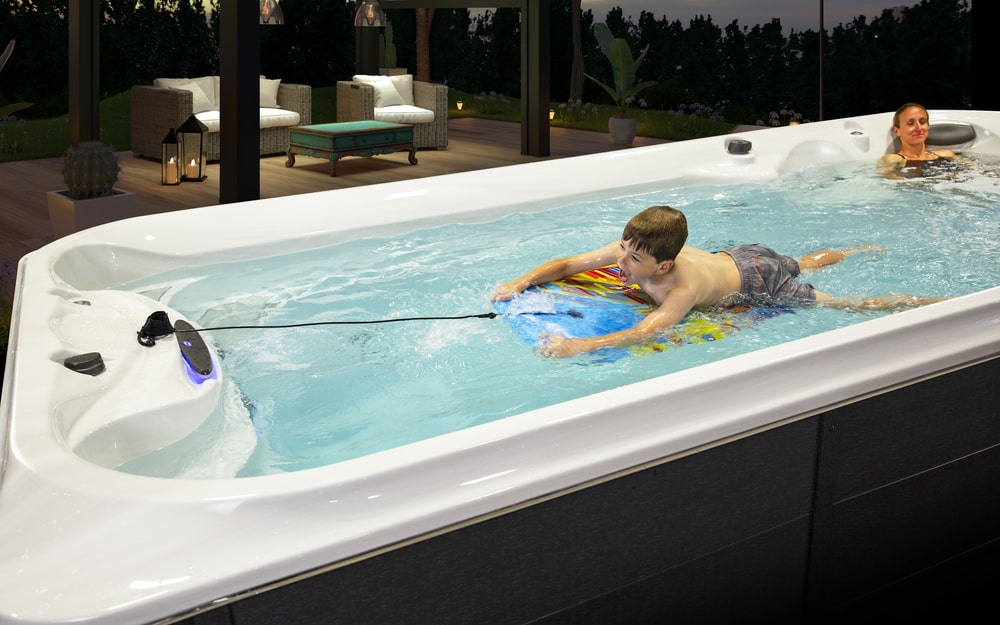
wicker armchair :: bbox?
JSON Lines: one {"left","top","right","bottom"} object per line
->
{"left": 131, "top": 80, "right": 312, "bottom": 161}
{"left": 336, "top": 78, "right": 448, "bottom": 149}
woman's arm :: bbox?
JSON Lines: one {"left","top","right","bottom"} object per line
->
{"left": 877, "top": 153, "right": 906, "bottom": 179}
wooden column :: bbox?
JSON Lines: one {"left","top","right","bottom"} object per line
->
{"left": 521, "top": 0, "right": 550, "bottom": 156}
{"left": 219, "top": 0, "right": 261, "bottom": 203}
{"left": 68, "top": 0, "right": 100, "bottom": 145}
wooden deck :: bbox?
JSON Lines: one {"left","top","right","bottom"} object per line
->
{"left": 0, "top": 118, "right": 668, "bottom": 301}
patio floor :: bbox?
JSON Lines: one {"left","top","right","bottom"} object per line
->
{"left": 0, "top": 118, "right": 669, "bottom": 301}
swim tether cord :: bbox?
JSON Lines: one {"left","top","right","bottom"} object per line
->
{"left": 136, "top": 308, "right": 582, "bottom": 347}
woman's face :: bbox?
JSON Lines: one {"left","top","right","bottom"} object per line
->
{"left": 895, "top": 106, "right": 930, "bottom": 143}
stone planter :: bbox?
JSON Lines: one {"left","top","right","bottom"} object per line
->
{"left": 608, "top": 116, "right": 638, "bottom": 146}
{"left": 46, "top": 189, "right": 136, "bottom": 239}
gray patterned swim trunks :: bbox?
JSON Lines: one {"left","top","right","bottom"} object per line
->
{"left": 719, "top": 244, "right": 817, "bottom": 300}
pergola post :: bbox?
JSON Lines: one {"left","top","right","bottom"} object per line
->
{"left": 521, "top": 0, "right": 550, "bottom": 156}
{"left": 68, "top": 0, "right": 100, "bottom": 145}
{"left": 219, "top": 0, "right": 262, "bottom": 203}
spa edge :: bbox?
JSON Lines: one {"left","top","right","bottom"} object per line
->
{"left": 2, "top": 111, "right": 999, "bottom": 624}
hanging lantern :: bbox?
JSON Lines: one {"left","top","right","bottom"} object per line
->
{"left": 260, "top": 0, "right": 284, "bottom": 25}
{"left": 354, "top": 0, "right": 383, "bottom": 74}
{"left": 354, "top": 0, "right": 384, "bottom": 27}
{"left": 177, "top": 115, "right": 208, "bottom": 182}
{"left": 161, "top": 128, "right": 181, "bottom": 185}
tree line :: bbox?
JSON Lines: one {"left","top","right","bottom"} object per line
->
{"left": 0, "top": 0, "right": 971, "bottom": 124}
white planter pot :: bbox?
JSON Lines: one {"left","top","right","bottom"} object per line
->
{"left": 47, "top": 189, "right": 136, "bottom": 239}
{"left": 608, "top": 116, "right": 638, "bottom": 145}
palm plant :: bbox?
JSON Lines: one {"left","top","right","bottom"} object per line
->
{"left": 584, "top": 23, "right": 657, "bottom": 118}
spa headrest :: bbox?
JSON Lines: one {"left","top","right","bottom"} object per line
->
{"left": 927, "top": 122, "right": 977, "bottom": 148}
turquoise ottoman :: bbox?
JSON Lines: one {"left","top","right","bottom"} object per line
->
{"left": 286, "top": 121, "right": 417, "bottom": 176}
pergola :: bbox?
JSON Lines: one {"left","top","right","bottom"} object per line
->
{"left": 67, "top": 0, "right": 550, "bottom": 205}
{"left": 66, "top": 1, "right": 998, "bottom": 205}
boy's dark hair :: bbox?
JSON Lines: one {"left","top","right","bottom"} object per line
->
{"left": 621, "top": 205, "right": 688, "bottom": 262}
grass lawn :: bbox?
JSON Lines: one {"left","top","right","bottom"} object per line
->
{"left": 0, "top": 87, "right": 738, "bottom": 164}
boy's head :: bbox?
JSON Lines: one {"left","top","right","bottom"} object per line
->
{"left": 622, "top": 205, "right": 688, "bottom": 262}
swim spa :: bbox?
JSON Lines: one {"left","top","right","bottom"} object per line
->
{"left": 2, "top": 111, "right": 1000, "bottom": 624}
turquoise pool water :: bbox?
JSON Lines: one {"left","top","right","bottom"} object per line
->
{"left": 118, "top": 160, "right": 1000, "bottom": 478}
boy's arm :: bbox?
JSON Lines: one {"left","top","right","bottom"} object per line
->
{"left": 538, "top": 289, "right": 699, "bottom": 358}
{"left": 491, "top": 243, "right": 619, "bottom": 302}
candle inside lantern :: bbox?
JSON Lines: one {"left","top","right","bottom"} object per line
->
{"left": 167, "top": 157, "right": 178, "bottom": 184}
{"left": 186, "top": 159, "right": 198, "bottom": 179}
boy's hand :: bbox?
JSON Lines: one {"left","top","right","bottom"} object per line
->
{"left": 536, "top": 334, "right": 585, "bottom": 358}
{"left": 491, "top": 281, "right": 525, "bottom": 302}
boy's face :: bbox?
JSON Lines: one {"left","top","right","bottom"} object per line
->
{"left": 616, "top": 239, "right": 671, "bottom": 285}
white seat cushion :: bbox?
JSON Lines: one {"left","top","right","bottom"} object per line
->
{"left": 374, "top": 105, "right": 434, "bottom": 124}
{"left": 194, "top": 109, "right": 300, "bottom": 133}
{"left": 259, "top": 108, "right": 300, "bottom": 129}
{"left": 194, "top": 111, "right": 221, "bottom": 133}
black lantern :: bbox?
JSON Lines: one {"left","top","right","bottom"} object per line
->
{"left": 260, "top": 0, "right": 284, "bottom": 25}
{"left": 177, "top": 114, "right": 208, "bottom": 182}
{"left": 354, "top": 0, "right": 384, "bottom": 74}
{"left": 354, "top": 0, "right": 384, "bottom": 27}
{"left": 161, "top": 128, "right": 181, "bottom": 185}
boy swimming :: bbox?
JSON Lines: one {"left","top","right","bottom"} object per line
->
{"left": 492, "top": 205, "right": 947, "bottom": 357}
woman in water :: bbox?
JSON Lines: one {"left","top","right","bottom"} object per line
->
{"left": 878, "top": 102, "right": 964, "bottom": 179}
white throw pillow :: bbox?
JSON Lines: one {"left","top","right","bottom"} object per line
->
{"left": 352, "top": 74, "right": 405, "bottom": 107}
{"left": 388, "top": 74, "right": 414, "bottom": 105}
{"left": 260, "top": 77, "right": 282, "bottom": 108}
{"left": 168, "top": 81, "right": 213, "bottom": 114}
{"left": 155, "top": 76, "right": 216, "bottom": 113}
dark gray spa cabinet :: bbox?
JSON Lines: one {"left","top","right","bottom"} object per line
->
{"left": 170, "top": 357, "right": 1000, "bottom": 624}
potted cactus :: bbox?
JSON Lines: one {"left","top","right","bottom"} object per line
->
{"left": 46, "top": 141, "right": 135, "bottom": 238}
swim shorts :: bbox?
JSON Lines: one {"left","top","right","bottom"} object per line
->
{"left": 719, "top": 244, "right": 817, "bottom": 300}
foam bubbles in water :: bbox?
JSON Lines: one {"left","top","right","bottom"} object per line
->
{"left": 118, "top": 380, "right": 257, "bottom": 479}
{"left": 114, "top": 159, "right": 1000, "bottom": 477}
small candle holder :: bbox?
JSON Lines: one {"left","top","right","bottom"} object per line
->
{"left": 161, "top": 129, "right": 181, "bottom": 185}
{"left": 178, "top": 115, "right": 208, "bottom": 182}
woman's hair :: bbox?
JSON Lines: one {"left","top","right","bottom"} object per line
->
{"left": 893, "top": 102, "right": 928, "bottom": 128}
{"left": 621, "top": 205, "right": 688, "bottom": 262}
